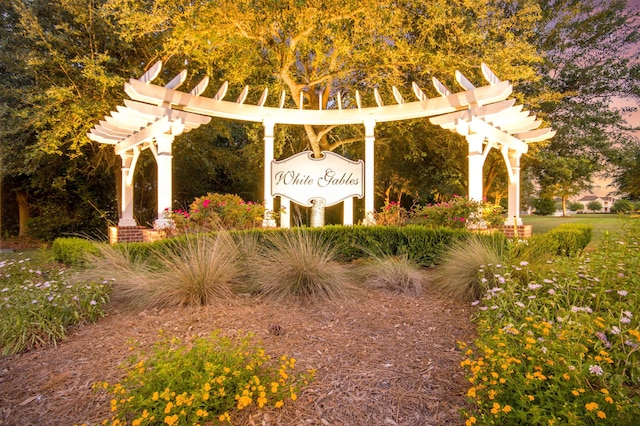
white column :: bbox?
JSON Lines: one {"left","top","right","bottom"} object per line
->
{"left": 263, "top": 119, "right": 277, "bottom": 227}
{"left": 280, "top": 197, "right": 291, "bottom": 229}
{"left": 506, "top": 150, "right": 523, "bottom": 225}
{"left": 363, "top": 118, "right": 376, "bottom": 225}
{"left": 155, "top": 133, "right": 174, "bottom": 228}
{"left": 466, "top": 133, "right": 485, "bottom": 202}
{"left": 343, "top": 197, "right": 354, "bottom": 226}
{"left": 119, "top": 151, "right": 137, "bottom": 226}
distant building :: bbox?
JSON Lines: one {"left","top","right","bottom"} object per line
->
{"left": 575, "top": 194, "right": 616, "bottom": 212}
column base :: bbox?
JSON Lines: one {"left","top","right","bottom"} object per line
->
{"left": 109, "top": 226, "right": 167, "bottom": 244}
{"left": 498, "top": 225, "right": 532, "bottom": 239}
{"left": 362, "top": 212, "right": 377, "bottom": 226}
{"left": 118, "top": 217, "right": 137, "bottom": 227}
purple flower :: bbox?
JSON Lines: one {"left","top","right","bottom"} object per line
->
{"left": 595, "top": 332, "right": 612, "bottom": 348}
{"left": 617, "top": 290, "right": 628, "bottom": 296}
{"left": 588, "top": 365, "right": 604, "bottom": 376}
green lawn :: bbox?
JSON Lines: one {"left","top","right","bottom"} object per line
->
{"left": 521, "top": 213, "right": 629, "bottom": 245}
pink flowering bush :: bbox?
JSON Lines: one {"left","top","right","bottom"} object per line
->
{"left": 409, "top": 195, "right": 504, "bottom": 229}
{"left": 375, "top": 201, "right": 408, "bottom": 226}
{"left": 167, "top": 193, "right": 266, "bottom": 233}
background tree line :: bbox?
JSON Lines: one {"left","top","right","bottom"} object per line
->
{"left": 1, "top": 0, "right": 638, "bottom": 240}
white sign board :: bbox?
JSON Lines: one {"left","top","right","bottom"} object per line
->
{"left": 271, "top": 151, "right": 364, "bottom": 207}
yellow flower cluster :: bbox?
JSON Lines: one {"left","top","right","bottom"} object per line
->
{"left": 96, "top": 334, "right": 316, "bottom": 426}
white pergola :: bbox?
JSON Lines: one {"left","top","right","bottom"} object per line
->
{"left": 88, "top": 61, "right": 554, "bottom": 228}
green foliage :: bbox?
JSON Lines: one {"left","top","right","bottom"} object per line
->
{"left": 613, "top": 147, "right": 640, "bottom": 200}
{"left": 244, "top": 230, "right": 357, "bottom": 303}
{"left": 113, "top": 226, "right": 471, "bottom": 267}
{"left": 534, "top": 223, "right": 592, "bottom": 257}
{"left": 587, "top": 201, "right": 604, "bottom": 212}
{"left": 568, "top": 201, "right": 584, "bottom": 212}
{"left": 96, "top": 332, "right": 315, "bottom": 425}
{"left": 51, "top": 237, "right": 102, "bottom": 265}
{"left": 409, "top": 196, "right": 505, "bottom": 229}
{"left": 612, "top": 199, "right": 634, "bottom": 214}
{"left": 0, "top": 254, "right": 110, "bottom": 356}
{"left": 532, "top": 197, "right": 557, "bottom": 215}
{"left": 460, "top": 221, "right": 640, "bottom": 425}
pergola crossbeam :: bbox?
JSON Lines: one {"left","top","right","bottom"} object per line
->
{"left": 124, "top": 77, "right": 513, "bottom": 125}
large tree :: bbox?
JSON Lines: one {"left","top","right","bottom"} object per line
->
{"left": 525, "top": 0, "right": 640, "bottom": 203}
{"left": 104, "top": 0, "right": 545, "bottom": 157}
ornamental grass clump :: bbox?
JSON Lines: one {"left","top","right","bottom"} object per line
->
{"left": 459, "top": 219, "right": 640, "bottom": 425}
{"left": 96, "top": 331, "right": 315, "bottom": 425}
{"left": 89, "top": 232, "right": 243, "bottom": 309}
{"left": 432, "top": 235, "right": 508, "bottom": 302}
{"left": 364, "top": 254, "right": 425, "bottom": 296}
{"left": 0, "top": 254, "right": 110, "bottom": 356}
{"left": 248, "top": 230, "right": 357, "bottom": 303}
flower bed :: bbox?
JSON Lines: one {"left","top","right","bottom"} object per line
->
{"left": 460, "top": 221, "right": 640, "bottom": 424}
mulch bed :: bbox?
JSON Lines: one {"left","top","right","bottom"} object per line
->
{"left": 0, "top": 276, "right": 475, "bottom": 426}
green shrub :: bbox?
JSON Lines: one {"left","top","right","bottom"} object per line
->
{"left": 96, "top": 332, "right": 315, "bottom": 425}
{"left": 612, "top": 199, "right": 634, "bottom": 213}
{"left": 533, "top": 223, "right": 593, "bottom": 256}
{"left": 113, "top": 226, "right": 471, "bottom": 267}
{"left": 52, "top": 237, "right": 101, "bottom": 265}
{"left": 532, "top": 197, "right": 557, "bottom": 215}
{"left": 568, "top": 201, "right": 585, "bottom": 212}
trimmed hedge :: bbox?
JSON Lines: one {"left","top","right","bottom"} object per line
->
{"left": 113, "top": 226, "right": 472, "bottom": 266}
{"left": 52, "top": 237, "right": 101, "bottom": 265}
{"left": 531, "top": 223, "right": 593, "bottom": 256}
{"left": 53, "top": 222, "right": 592, "bottom": 267}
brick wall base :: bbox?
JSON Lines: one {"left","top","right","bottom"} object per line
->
{"left": 109, "top": 226, "right": 166, "bottom": 244}
{"left": 498, "top": 225, "right": 532, "bottom": 239}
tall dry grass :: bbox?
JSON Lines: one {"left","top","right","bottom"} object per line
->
{"left": 432, "top": 235, "right": 507, "bottom": 302}
{"left": 83, "top": 233, "right": 242, "bottom": 309}
{"left": 246, "top": 230, "right": 357, "bottom": 303}
{"left": 363, "top": 254, "right": 425, "bottom": 296}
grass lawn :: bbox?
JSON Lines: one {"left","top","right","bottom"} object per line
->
{"left": 521, "top": 213, "right": 629, "bottom": 245}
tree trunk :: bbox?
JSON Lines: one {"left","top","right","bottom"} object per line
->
{"left": 17, "top": 191, "right": 30, "bottom": 237}
{"left": 561, "top": 195, "right": 568, "bottom": 216}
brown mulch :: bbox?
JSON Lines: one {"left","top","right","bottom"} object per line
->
{"left": 0, "top": 276, "right": 475, "bottom": 426}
